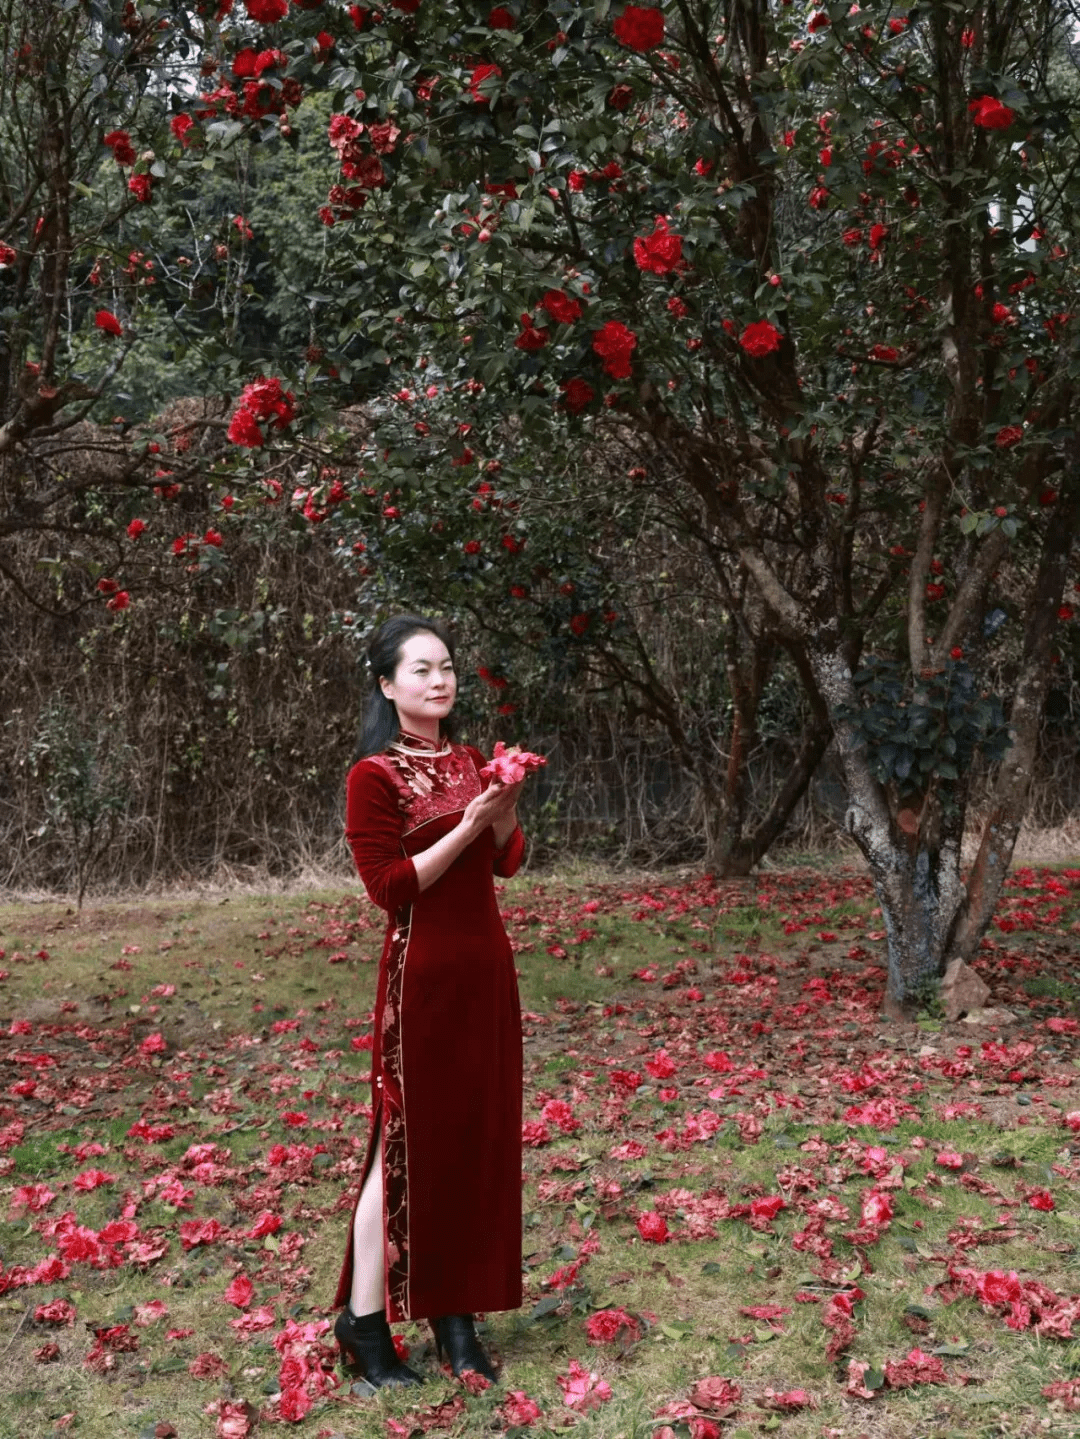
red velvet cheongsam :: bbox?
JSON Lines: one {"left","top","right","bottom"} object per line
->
{"left": 333, "top": 731, "right": 526, "bottom": 1322}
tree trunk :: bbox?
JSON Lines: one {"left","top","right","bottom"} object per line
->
{"left": 704, "top": 638, "right": 832, "bottom": 877}
{"left": 948, "top": 482, "right": 1079, "bottom": 961}
{"left": 809, "top": 648, "right": 967, "bottom": 1013}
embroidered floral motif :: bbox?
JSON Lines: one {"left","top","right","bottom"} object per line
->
{"left": 369, "top": 743, "right": 482, "bottom": 836}
{"left": 380, "top": 920, "right": 411, "bottom": 1318}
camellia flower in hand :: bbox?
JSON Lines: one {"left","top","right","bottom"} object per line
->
{"left": 480, "top": 741, "right": 546, "bottom": 784}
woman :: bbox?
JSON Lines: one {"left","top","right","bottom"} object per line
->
{"left": 333, "top": 614, "right": 530, "bottom": 1388}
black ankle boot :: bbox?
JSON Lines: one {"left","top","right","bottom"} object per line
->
{"left": 334, "top": 1306, "right": 423, "bottom": 1388}
{"left": 430, "top": 1313, "right": 497, "bottom": 1382}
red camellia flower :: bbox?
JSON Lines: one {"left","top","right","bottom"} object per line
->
{"left": 170, "top": 113, "right": 195, "bottom": 147}
{"left": 606, "top": 82, "right": 634, "bottom": 109}
{"left": 633, "top": 215, "right": 682, "bottom": 275}
{"left": 613, "top": 4, "right": 664, "bottom": 51}
{"left": 592, "top": 320, "right": 637, "bottom": 378}
{"left": 107, "top": 591, "right": 130, "bottom": 612}
{"left": 991, "top": 301, "right": 1014, "bottom": 324}
{"left": 95, "top": 309, "right": 122, "bottom": 337}
{"left": 560, "top": 378, "right": 595, "bottom": 413}
{"left": 808, "top": 10, "right": 830, "bottom": 30}
{"left": 244, "top": 0, "right": 289, "bottom": 20}
{"left": 223, "top": 1274, "right": 255, "bottom": 1308}
{"left": 126, "top": 518, "right": 146, "bottom": 539}
{"left": 739, "top": 319, "right": 782, "bottom": 357}
{"left": 869, "top": 222, "right": 888, "bottom": 250}
{"left": 995, "top": 425, "right": 1023, "bottom": 448}
{"left": 468, "top": 62, "right": 502, "bottom": 103}
{"left": 103, "top": 129, "right": 136, "bottom": 166}
{"left": 569, "top": 613, "right": 590, "bottom": 636}
{"left": 239, "top": 375, "right": 295, "bottom": 426}
{"left": 0, "top": 243, "right": 15, "bottom": 266}
{"left": 1058, "top": 605, "right": 1074, "bottom": 622}
{"left": 969, "top": 95, "right": 1014, "bottom": 130}
{"left": 636, "top": 1211, "right": 668, "bottom": 1243}
{"left": 488, "top": 5, "right": 514, "bottom": 26}
{"left": 541, "top": 289, "right": 582, "bottom": 324}
{"left": 585, "top": 1307, "right": 642, "bottom": 1345}
{"left": 463, "top": 539, "right": 481, "bottom": 555}
{"left": 514, "top": 314, "right": 549, "bottom": 351}
{"left": 227, "top": 407, "right": 264, "bottom": 447}
{"left": 96, "top": 577, "right": 118, "bottom": 595}
{"left": 869, "top": 344, "right": 898, "bottom": 362}
{"left": 128, "top": 173, "right": 153, "bottom": 203}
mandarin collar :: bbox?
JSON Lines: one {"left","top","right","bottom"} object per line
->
{"left": 393, "top": 728, "right": 450, "bottom": 756}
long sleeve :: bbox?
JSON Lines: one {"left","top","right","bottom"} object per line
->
{"left": 345, "top": 759, "right": 419, "bottom": 913}
{"left": 492, "top": 824, "right": 526, "bottom": 878}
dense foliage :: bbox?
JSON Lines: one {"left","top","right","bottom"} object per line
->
{"left": 2, "top": 0, "right": 1080, "bottom": 1005}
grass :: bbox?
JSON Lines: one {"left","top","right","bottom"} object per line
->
{"left": 0, "top": 865, "right": 1080, "bottom": 1436}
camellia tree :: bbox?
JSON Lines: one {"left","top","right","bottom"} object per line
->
{"left": 233, "top": 0, "right": 1076, "bottom": 1012}
{"left": 4, "top": 0, "right": 1080, "bottom": 1013}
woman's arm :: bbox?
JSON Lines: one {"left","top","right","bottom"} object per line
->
{"left": 412, "top": 781, "right": 522, "bottom": 892}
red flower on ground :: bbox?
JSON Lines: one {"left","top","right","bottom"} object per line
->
{"left": 585, "top": 1307, "right": 642, "bottom": 1345}
{"left": 633, "top": 215, "right": 682, "bottom": 275}
{"left": 95, "top": 309, "right": 122, "bottom": 337}
{"left": 592, "top": 320, "right": 637, "bottom": 378}
{"left": 969, "top": 95, "right": 1014, "bottom": 129}
{"left": 636, "top": 1211, "right": 668, "bottom": 1243}
{"left": 739, "top": 319, "right": 782, "bottom": 357}
{"left": 501, "top": 1391, "right": 542, "bottom": 1425}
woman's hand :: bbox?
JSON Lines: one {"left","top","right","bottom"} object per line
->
{"left": 461, "top": 778, "right": 524, "bottom": 838}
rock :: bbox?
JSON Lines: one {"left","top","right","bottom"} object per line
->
{"left": 960, "top": 1006, "right": 1017, "bottom": 1026}
{"left": 941, "top": 958, "right": 991, "bottom": 1022}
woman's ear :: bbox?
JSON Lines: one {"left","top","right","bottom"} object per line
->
{"left": 379, "top": 676, "right": 394, "bottom": 699}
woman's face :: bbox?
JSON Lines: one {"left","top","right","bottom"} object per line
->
{"left": 379, "top": 631, "right": 457, "bottom": 732}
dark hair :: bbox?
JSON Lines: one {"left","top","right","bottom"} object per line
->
{"left": 353, "top": 614, "right": 457, "bottom": 761}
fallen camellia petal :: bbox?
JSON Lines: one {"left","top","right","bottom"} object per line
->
{"left": 688, "top": 1375, "right": 742, "bottom": 1411}
{"left": 557, "top": 1358, "right": 613, "bottom": 1411}
{"left": 755, "top": 1388, "right": 816, "bottom": 1411}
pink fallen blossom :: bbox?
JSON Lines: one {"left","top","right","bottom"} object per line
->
{"left": 557, "top": 1358, "right": 613, "bottom": 1411}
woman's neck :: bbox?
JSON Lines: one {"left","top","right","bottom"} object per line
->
{"left": 398, "top": 720, "right": 442, "bottom": 748}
